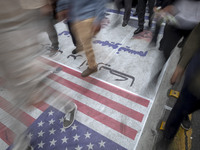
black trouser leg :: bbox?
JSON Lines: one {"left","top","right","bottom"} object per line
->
{"left": 159, "top": 24, "right": 182, "bottom": 60}
{"left": 151, "top": 21, "right": 162, "bottom": 43}
{"left": 181, "top": 29, "right": 192, "bottom": 47}
{"left": 115, "top": 0, "right": 124, "bottom": 12}
{"left": 123, "top": 0, "right": 132, "bottom": 22}
{"left": 67, "top": 21, "right": 77, "bottom": 47}
{"left": 148, "top": 0, "right": 155, "bottom": 25}
{"left": 137, "top": 0, "right": 147, "bottom": 28}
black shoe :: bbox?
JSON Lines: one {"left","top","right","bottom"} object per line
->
{"left": 81, "top": 67, "right": 98, "bottom": 77}
{"left": 177, "top": 41, "right": 184, "bottom": 48}
{"left": 26, "top": 146, "right": 34, "bottom": 150}
{"left": 122, "top": 20, "right": 128, "bottom": 27}
{"left": 181, "top": 116, "right": 191, "bottom": 130}
{"left": 72, "top": 48, "right": 83, "bottom": 54}
{"left": 49, "top": 49, "right": 63, "bottom": 57}
{"left": 134, "top": 27, "right": 143, "bottom": 34}
{"left": 133, "top": 11, "right": 137, "bottom": 16}
{"left": 72, "top": 49, "right": 78, "bottom": 54}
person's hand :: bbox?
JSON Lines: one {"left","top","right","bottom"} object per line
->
{"left": 170, "top": 65, "right": 185, "bottom": 84}
{"left": 40, "top": 4, "right": 53, "bottom": 15}
{"left": 56, "top": 10, "right": 68, "bottom": 22}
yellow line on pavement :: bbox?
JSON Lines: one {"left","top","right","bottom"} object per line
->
{"left": 169, "top": 115, "right": 192, "bottom": 150}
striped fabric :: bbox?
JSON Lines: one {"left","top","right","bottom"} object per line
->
{"left": 0, "top": 57, "right": 151, "bottom": 150}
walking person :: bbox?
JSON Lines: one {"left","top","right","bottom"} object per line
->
{"left": 155, "top": 23, "right": 200, "bottom": 150}
{"left": 56, "top": 0, "right": 107, "bottom": 77}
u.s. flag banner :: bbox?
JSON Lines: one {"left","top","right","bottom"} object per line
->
{"left": 1, "top": 56, "right": 152, "bottom": 150}
{"left": 9, "top": 106, "right": 126, "bottom": 150}
{"left": 0, "top": 5, "right": 162, "bottom": 149}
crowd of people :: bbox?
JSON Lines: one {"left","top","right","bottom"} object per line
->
{"left": 0, "top": 0, "right": 200, "bottom": 150}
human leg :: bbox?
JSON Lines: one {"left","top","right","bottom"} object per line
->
{"left": 147, "top": 0, "right": 155, "bottom": 28}
{"left": 159, "top": 24, "right": 182, "bottom": 60}
{"left": 123, "top": 0, "right": 132, "bottom": 27}
{"left": 134, "top": 0, "right": 147, "bottom": 34}
{"left": 72, "top": 18, "right": 98, "bottom": 76}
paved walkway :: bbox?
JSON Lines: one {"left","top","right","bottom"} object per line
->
{"left": 0, "top": 3, "right": 199, "bottom": 150}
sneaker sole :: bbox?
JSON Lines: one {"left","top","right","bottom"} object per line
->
{"left": 63, "top": 104, "right": 77, "bottom": 128}
{"left": 181, "top": 123, "right": 190, "bottom": 131}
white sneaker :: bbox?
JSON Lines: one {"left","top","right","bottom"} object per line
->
{"left": 63, "top": 103, "right": 77, "bottom": 128}
{"left": 26, "top": 146, "right": 34, "bottom": 150}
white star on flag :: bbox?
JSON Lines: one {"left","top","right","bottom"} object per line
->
{"left": 84, "top": 132, "right": 91, "bottom": 139}
{"left": 38, "top": 130, "right": 45, "bottom": 137}
{"left": 38, "top": 121, "right": 44, "bottom": 127}
{"left": 71, "top": 124, "right": 77, "bottom": 130}
{"left": 73, "top": 134, "right": 80, "bottom": 141}
{"left": 49, "top": 119, "right": 55, "bottom": 125}
{"left": 61, "top": 136, "right": 68, "bottom": 144}
{"left": 48, "top": 110, "right": 54, "bottom": 116}
{"left": 60, "top": 126, "right": 66, "bottom": 133}
{"left": 87, "top": 143, "right": 94, "bottom": 150}
{"left": 38, "top": 141, "right": 45, "bottom": 148}
{"left": 49, "top": 128, "right": 56, "bottom": 135}
{"left": 59, "top": 117, "right": 64, "bottom": 123}
{"left": 27, "top": 133, "right": 33, "bottom": 139}
{"left": 99, "top": 140, "right": 106, "bottom": 148}
{"left": 75, "top": 145, "right": 82, "bottom": 150}
{"left": 50, "top": 139, "right": 57, "bottom": 146}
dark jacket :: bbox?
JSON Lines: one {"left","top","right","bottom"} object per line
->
{"left": 178, "top": 23, "right": 200, "bottom": 98}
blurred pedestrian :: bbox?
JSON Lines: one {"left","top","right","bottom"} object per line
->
{"left": 158, "top": 0, "right": 200, "bottom": 60}
{"left": 0, "top": 1, "right": 77, "bottom": 149}
{"left": 20, "top": 0, "right": 61, "bottom": 57}
{"left": 56, "top": 0, "right": 107, "bottom": 77}
{"left": 155, "top": 23, "right": 200, "bottom": 150}
{"left": 148, "top": 0, "right": 175, "bottom": 47}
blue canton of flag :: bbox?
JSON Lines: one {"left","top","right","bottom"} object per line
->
{"left": 9, "top": 106, "right": 127, "bottom": 150}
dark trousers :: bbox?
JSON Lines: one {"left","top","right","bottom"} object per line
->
{"left": 41, "top": 14, "right": 59, "bottom": 49}
{"left": 159, "top": 24, "right": 192, "bottom": 60}
{"left": 137, "top": 0, "right": 155, "bottom": 28}
{"left": 164, "top": 51, "right": 200, "bottom": 139}
{"left": 150, "top": 19, "right": 163, "bottom": 44}
{"left": 66, "top": 21, "right": 77, "bottom": 47}
{"left": 115, "top": 0, "right": 133, "bottom": 22}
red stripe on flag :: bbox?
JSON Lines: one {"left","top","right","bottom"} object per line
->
{"left": 39, "top": 57, "right": 149, "bottom": 107}
{"left": 0, "top": 96, "right": 35, "bottom": 127}
{"left": 0, "top": 96, "right": 49, "bottom": 147}
{"left": 46, "top": 86, "right": 138, "bottom": 140}
{"left": 0, "top": 122, "right": 15, "bottom": 145}
{"left": 33, "top": 101, "right": 50, "bottom": 112}
{"left": 75, "top": 100, "right": 137, "bottom": 140}
{"left": 49, "top": 74, "right": 144, "bottom": 122}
